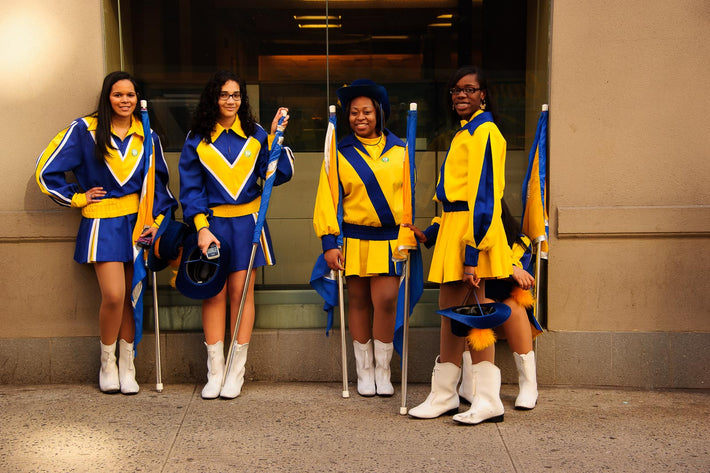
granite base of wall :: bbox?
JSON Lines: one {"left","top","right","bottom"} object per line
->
{"left": 1, "top": 330, "right": 708, "bottom": 389}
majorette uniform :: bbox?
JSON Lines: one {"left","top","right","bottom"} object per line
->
{"left": 313, "top": 129, "right": 406, "bottom": 277}
{"left": 178, "top": 116, "right": 294, "bottom": 272}
{"left": 428, "top": 110, "right": 512, "bottom": 283}
{"left": 35, "top": 115, "right": 176, "bottom": 263}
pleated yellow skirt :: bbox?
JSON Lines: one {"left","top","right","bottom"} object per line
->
{"left": 428, "top": 210, "right": 512, "bottom": 284}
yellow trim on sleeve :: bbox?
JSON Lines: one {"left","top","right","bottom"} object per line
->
{"left": 71, "top": 193, "right": 88, "bottom": 208}
{"left": 193, "top": 213, "right": 210, "bottom": 231}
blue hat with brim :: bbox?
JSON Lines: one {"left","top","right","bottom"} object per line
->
{"left": 147, "top": 219, "right": 189, "bottom": 272}
{"left": 175, "top": 231, "right": 231, "bottom": 300}
{"left": 336, "top": 79, "right": 390, "bottom": 120}
{"left": 437, "top": 302, "right": 512, "bottom": 337}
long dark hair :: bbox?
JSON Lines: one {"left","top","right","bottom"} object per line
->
{"left": 189, "top": 70, "right": 256, "bottom": 142}
{"left": 94, "top": 71, "right": 140, "bottom": 161}
{"left": 500, "top": 198, "right": 527, "bottom": 249}
{"left": 446, "top": 65, "right": 498, "bottom": 125}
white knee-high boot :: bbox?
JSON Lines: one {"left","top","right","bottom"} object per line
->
{"left": 353, "top": 340, "right": 376, "bottom": 397}
{"left": 118, "top": 339, "right": 140, "bottom": 394}
{"left": 514, "top": 351, "right": 538, "bottom": 409}
{"left": 458, "top": 351, "right": 475, "bottom": 404}
{"left": 201, "top": 341, "right": 225, "bottom": 399}
{"left": 408, "top": 356, "right": 461, "bottom": 419}
{"left": 99, "top": 341, "right": 120, "bottom": 393}
{"left": 453, "top": 361, "right": 504, "bottom": 425}
{"left": 374, "top": 339, "right": 394, "bottom": 396}
{"left": 220, "top": 343, "right": 248, "bottom": 399}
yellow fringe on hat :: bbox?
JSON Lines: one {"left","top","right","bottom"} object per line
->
{"left": 170, "top": 269, "right": 178, "bottom": 288}
{"left": 511, "top": 286, "right": 535, "bottom": 308}
{"left": 467, "top": 328, "right": 497, "bottom": 351}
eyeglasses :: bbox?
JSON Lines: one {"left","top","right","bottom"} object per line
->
{"left": 219, "top": 91, "right": 242, "bottom": 101}
{"left": 449, "top": 87, "right": 482, "bottom": 95}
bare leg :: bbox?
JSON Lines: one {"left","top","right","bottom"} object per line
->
{"left": 227, "top": 270, "right": 256, "bottom": 345}
{"left": 118, "top": 263, "right": 135, "bottom": 343}
{"left": 370, "top": 275, "right": 399, "bottom": 343}
{"left": 438, "top": 281, "right": 470, "bottom": 365}
{"left": 95, "top": 262, "right": 129, "bottom": 345}
{"left": 346, "top": 276, "right": 373, "bottom": 344}
{"left": 202, "top": 284, "right": 228, "bottom": 345}
{"left": 500, "top": 297, "right": 533, "bottom": 354}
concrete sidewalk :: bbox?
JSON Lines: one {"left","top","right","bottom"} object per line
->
{"left": 0, "top": 382, "right": 708, "bottom": 472}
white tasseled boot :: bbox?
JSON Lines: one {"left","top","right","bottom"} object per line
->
{"left": 118, "top": 339, "right": 140, "bottom": 394}
{"left": 458, "top": 351, "right": 475, "bottom": 404}
{"left": 353, "top": 340, "right": 376, "bottom": 397}
{"left": 201, "top": 341, "right": 225, "bottom": 399}
{"left": 220, "top": 343, "right": 248, "bottom": 399}
{"left": 453, "top": 361, "right": 504, "bottom": 425}
{"left": 408, "top": 356, "right": 461, "bottom": 419}
{"left": 99, "top": 341, "right": 120, "bottom": 393}
{"left": 373, "top": 339, "right": 394, "bottom": 396}
{"left": 514, "top": 351, "right": 538, "bottom": 410}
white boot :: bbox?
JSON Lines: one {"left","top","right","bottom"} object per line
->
{"left": 514, "top": 351, "right": 538, "bottom": 409}
{"left": 453, "top": 361, "right": 504, "bottom": 425}
{"left": 374, "top": 339, "right": 394, "bottom": 396}
{"left": 408, "top": 356, "right": 461, "bottom": 419}
{"left": 458, "top": 351, "right": 475, "bottom": 404}
{"left": 201, "top": 341, "right": 225, "bottom": 399}
{"left": 353, "top": 340, "right": 376, "bottom": 397}
{"left": 118, "top": 339, "right": 140, "bottom": 394}
{"left": 220, "top": 343, "right": 248, "bottom": 399}
{"left": 99, "top": 341, "right": 120, "bottom": 393}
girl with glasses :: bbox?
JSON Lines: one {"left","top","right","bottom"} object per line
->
{"left": 179, "top": 70, "right": 293, "bottom": 400}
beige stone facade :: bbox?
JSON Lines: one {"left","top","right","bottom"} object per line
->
{"left": 1, "top": 1, "right": 707, "bottom": 388}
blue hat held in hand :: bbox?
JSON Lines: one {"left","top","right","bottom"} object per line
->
{"left": 175, "top": 231, "right": 231, "bottom": 300}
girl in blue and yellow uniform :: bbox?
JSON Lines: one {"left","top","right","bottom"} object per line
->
{"left": 35, "top": 71, "right": 177, "bottom": 394}
{"left": 313, "top": 79, "right": 405, "bottom": 397}
{"left": 179, "top": 70, "right": 293, "bottom": 400}
{"left": 407, "top": 66, "right": 513, "bottom": 423}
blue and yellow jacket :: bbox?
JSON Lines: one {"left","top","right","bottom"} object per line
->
{"left": 434, "top": 110, "right": 511, "bottom": 276}
{"left": 35, "top": 115, "right": 175, "bottom": 219}
{"left": 178, "top": 116, "right": 294, "bottom": 230}
{"left": 313, "top": 129, "right": 406, "bottom": 252}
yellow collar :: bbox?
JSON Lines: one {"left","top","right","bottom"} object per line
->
{"left": 212, "top": 115, "right": 246, "bottom": 142}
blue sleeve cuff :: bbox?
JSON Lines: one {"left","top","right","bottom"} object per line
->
{"left": 321, "top": 234, "right": 339, "bottom": 252}
{"left": 423, "top": 223, "right": 440, "bottom": 249}
{"left": 464, "top": 245, "right": 479, "bottom": 267}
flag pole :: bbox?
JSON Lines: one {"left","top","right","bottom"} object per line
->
{"left": 139, "top": 99, "right": 163, "bottom": 392}
{"left": 338, "top": 267, "right": 349, "bottom": 398}
{"left": 399, "top": 252, "right": 411, "bottom": 415}
{"left": 534, "top": 103, "right": 549, "bottom": 325}
{"left": 223, "top": 112, "right": 287, "bottom": 387}
{"left": 151, "top": 271, "right": 163, "bottom": 392}
{"left": 399, "top": 102, "right": 418, "bottom": 414}
{"left": 329, "top": 104, "right": 350, "bottom": 399}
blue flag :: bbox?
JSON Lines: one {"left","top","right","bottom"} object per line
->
{"left": 311, "top": 108, "right": 343, "bottom": 334}
{"left": 309, "top": 253, "right": 339, "bottom": 335}
{"left": 392, "top": 105, "right": 424, "bottom": 357}
{"left": 129, "top": 102, "right": 156, "bottom": 348}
